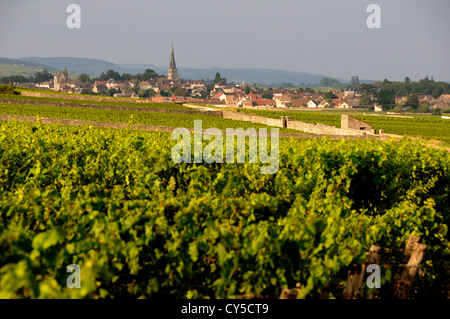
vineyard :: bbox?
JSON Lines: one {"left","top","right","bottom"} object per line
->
{"left": 352, "top": 114, "right": 450, "bottom": 146}
{"left": 237, "top": 108, "right": 342, "bottom": 127}
{"left": 0, "top": 93, "right": 193, "bottom": 111}
{"left": 237, "top": 108, "right": 450, "bottom": 146}
{"left": 0, "top": 120, "right": 448, "bottom": 299}
{"left": 0, "top": 102, "right": 298, "bottom": 133}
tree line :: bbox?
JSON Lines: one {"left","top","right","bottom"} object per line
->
{"left": 0, "top": 69, "right": 54, "bottom": 84}
{"left": 0, "top": 68, "right": 161, "bottom": 85}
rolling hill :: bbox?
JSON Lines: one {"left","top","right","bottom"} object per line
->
{"left": 0, "top": 56, "right": 359, "bottom": 85}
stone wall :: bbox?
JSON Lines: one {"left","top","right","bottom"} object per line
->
{"left": 341, "top": 115, "right": 373, "bottom": 131}
{"left": 223, "top": 111, "right": 370, "bottom": 136}
{"left": 0, "top": 114, "right": 397, "bottom": 141}
{"left": 222, "top": 111, "right": 284, "bottom": 128}
{"left": 286, "top": 120, "right": 369, "bottom": 136}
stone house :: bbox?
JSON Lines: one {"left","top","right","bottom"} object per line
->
{"left": 54, "top": 68, "right": 69, "bottom": 91}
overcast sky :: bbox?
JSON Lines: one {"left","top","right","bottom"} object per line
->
{"left": 0, "top": 0, "right": 449, "bottom": 82}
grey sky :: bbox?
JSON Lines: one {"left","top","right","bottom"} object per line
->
{"left": 0, "top": 0, "right": 449, "bottom": 82}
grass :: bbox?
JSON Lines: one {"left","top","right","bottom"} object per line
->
{"left": 0, "top": 64, "right": 79, "bottom": 79}
{"left": 0, "top": 64, "right": 44, "bottom": 77}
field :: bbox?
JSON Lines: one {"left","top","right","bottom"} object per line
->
{"left": 0, "top": 93, "right": 195, "bottom": 111}
{"left": 0, "top": 64, "right": 79, "bottom": 79}
{"left": 237, "top": 108, "right": 450, "bottom": 146}
{"left": 0, "top": 90, "right": 449, "bottom": 299}
{"left": 0, "top": 103, "right": 300, "bottom": 133}
{"left": 0, "top": 64, "right": 46, "bottom": 78}
{"left": 353, "top": 114, "right": 450, "bottom": 146}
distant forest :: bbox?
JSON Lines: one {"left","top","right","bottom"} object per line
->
{"left": 319, "top": 76, "right": 449, "bottom": 98}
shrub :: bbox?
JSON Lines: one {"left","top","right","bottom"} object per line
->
{"left": 0, "top": 85, "right": 19, "bottom": 95}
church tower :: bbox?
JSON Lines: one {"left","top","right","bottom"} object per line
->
{"left": 168, "top": 45, "right": 178, "bottom": 80}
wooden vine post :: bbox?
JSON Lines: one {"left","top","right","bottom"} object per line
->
{"left": 342, "top": 245, "right": 381, "bottom": 299}
{"left": 392, "top": 235, "right": 427, "bottom": 299}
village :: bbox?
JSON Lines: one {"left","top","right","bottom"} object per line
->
{"left": 14, "top": 46, "right": 450, "bottom": 113}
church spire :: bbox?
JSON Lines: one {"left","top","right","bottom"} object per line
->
{"left": 168, "top": 44, "right": 178, "bottom": 80}
{"left": 169, "top": 45, "right": 176, "bottom": 69}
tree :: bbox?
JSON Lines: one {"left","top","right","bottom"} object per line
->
{"left": 98, "top": 72, "right": 106, "bottom": 81}
{"left": 244, "top": 86, "right": 251, "bottom": 95}
{"left": 80, "top": 89, "right": 94, "bottom": 95}
{"left": 33, "top": 69, "right": 53, "bottom": 83}
{"left": 105, "top": 69, "right": 121, "bottom": 80}
{"left": 172, "top": 87, "right": 187, "bottom": 97}
{"left": 0, "top": 75, "right": 30, "bottom": 84}
{"left": 320, "top": 78, "right": 344, "bottom": 89}
{"left": 350, "top": 76, "right": 360, "bottom": 88}
{"left": 138, "top": 89, "right": 148, "bottom": 98}
{"left": 0, "top": 84, "right": 18, "bottom": 94}
{"left": 121, "top": 73, "right": 133, "bottom": 81}
{"left": 78, "top": 73, "right": 90, "bottom": 83}
{"left": 323, "top": 91, "right": 338, "bottom": 103}
{"left": 404, "top": 77, "right": 411, "bottom": 84}
{"left": 392, "top": 106, "right": 403, "bottom": 113}
{"left": 261, "top": 92, "right": 273, "bottom": 99}
{"left": 142, "top": 69, "right": 159, "bottom": 80}
{"left": 376, "top": 89, "right": 395, "bottom": 111}
{"left": 214, "top": 72, "right": 221, "bottom": 85}
{"left": 357, "top": 84, "right": 377, "bottom": 109}
{"left": 418, "top": 102, "right": 430, "bottom": 113}
{"left": 432, "top": 87, "right": 443, "bottom": 99}
{"left": 405, "top": 94, "right": 419, "bottom": 109}
{"left": 358, "top": 93, "right": 373, "bottom": 109}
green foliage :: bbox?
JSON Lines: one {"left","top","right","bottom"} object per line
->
{"left": 353, "top": 114, "right": 450, "bottom": 146}
{"left": 33, "top": 69, "right": 53, "bottom": 83}
{"left": 172, "top": 87, "right": 187, "bottom": 97}
{"left": 418, "top": 103, "right": 430, "bottom": 113}
{"left": 405, "top": 94, "right": 420, "bottom": 110}
{"left": 381, "top": 77, "right": 449, "bottom": 98}
{"left": 237, "top": 108, "right": 450, "bottom": 146}
{"left": 320, "top": 78, "right": 345, "bottom": 90}
{"left": 96, "top": 69, "right": 160, "bottom": 82}
{"left": 78, "top": 74, "right": 90, "bottom": 84}
{"left": 392, "top": 106, "right": 404, "bottom": 113}
{"left": 0, "top": 102, "right": 297, "bottom": 133}
{"left": 376, "top": 89, "right": 396, "bottom": 111}
{"left": 133, "top": 69, "right": 160, "bottom": 81}
{"left": 0, "top": 85, "right": 19, "bottom": 95}
{"left": 356, "top": 84, "right": 377, "bottom": 109}
{"left": 237, "top": 109, "right": 341, "bottom": 127}
{"left": 0, "top": 94, "right": 190, "bottom": 110}
{"left": 350, "top": 76, "right": 360, "bottom": 88}
{"left": 0, "top": 74, "right": 31, "bottom": 84}
{"left": 0, "top": 121, "right": 448, "bottom": 299}
{"left": 323, "top": 92, "right": 338, "bottom": 103}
